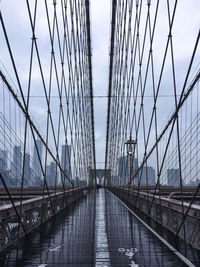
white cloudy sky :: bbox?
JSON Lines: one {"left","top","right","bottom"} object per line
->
{"left": 0, "top": 0, "right": 200, "bottom": 169}
{"left": 91, "top": 0, "right": 110, "bottom": 168}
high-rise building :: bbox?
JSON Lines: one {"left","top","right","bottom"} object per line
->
{"left": 24, "top": 153, "right": 31, "bottom": 186}
{"left": 11, "top": 146, "right": 22, "bottom": 185}
{"left": 33, "top": 140, "right": 43, "bottom": 182}
{"left": 0, "top": 149, "right": 8, "bottom": 170}
{"left": 61, "top": 145, "right": 71, "bottom": 170}
{"left": 0, "top": 150, "right": 11, "bottom": 186}
{"left": 46, "top": 162, "right": 57, "bottom": 186}
{"left": 118, "top": 156, "right": 128, "bottom": 185}
{"left": 118, "top": 156, "right": 138, "bottom": 185}
{"left": 46, "top": 165, "right": 51, "bottom": 178}
{"left": 167, "top": 168, "right": 180, "bottom": 186}
{"left": 139, "top": 166, "right": 156, "bottom": 185}
{"left": 74, "top": 176, "right": 80, "bottom": 186}
{"left": 61, "top": 145, "right": 71, "bottom": 184}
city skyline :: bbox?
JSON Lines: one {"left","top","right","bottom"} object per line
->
{"left": 0, "top": 142, "right": 73, "bottom": 186}
{"left": 1, "top": 144, "right": 199, "bottom": 187}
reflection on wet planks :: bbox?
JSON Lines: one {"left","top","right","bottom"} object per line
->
{"left": 0, "top": 189, "right": 197, "bottom": 266}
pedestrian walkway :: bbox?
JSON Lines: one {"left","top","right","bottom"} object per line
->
{"left": 0, "top": 189, "right": 191, "bottom": 266}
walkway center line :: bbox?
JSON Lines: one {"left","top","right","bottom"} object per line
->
{"left": 95, "top": 189, "right": 111, "bottom": 267}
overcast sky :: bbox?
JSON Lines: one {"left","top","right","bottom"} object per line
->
{"left": 91, "top": 0, "right": 110, "bottom": 168}
{"left": 0, "top": 0, "right": 200, "bottom": 170}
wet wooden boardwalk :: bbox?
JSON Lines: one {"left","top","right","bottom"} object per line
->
{"left": 0, "top": 189, "right": 198, "bottom": 266}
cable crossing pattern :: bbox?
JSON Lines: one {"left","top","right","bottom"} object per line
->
{"left": 0, "top": 0, "right": 96, "bottom": 249}
{"left": 105, "top": 0, "right": 200, "bottom": 253}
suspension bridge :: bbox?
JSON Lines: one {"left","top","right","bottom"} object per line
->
{"left": 0, "top": 0, "right": 199, "bottom": 266}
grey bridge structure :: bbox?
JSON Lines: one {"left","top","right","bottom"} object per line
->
{"left": 0, "top": 0, "right": 199, "bottom": 266}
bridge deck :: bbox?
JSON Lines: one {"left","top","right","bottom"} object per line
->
{"left": 0, "top": 189, "right": 193, "bottom": 266}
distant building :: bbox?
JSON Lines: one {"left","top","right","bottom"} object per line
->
{"left": 167, "top": 168, "right": 180, "bottom": 186}
{"left": 46, "top": 162, "right": 57, "bottom": 186}
{"left": 186, "top": 178, "right": 199, "bottom": 187}
{"left": 74, "top": 176, "right": 80, "bottom": 186}
{"left": 118, "top": 156, "right": 128, "bottom": 184}
{"left": 61, "top": 145, "right": 71, "bottom": 170}
{"left": 188, "top": 180, "right": 197, "bottom": 187}
{"left": 118, "top": 156, "right": 138, "bottom": 185}
{"left": 196, "top": 178, "right": 200, "bottom": 186}
{"left": 24, "top": 153, "right": 31, "bottom": 186}
{"left": 46, "top": 165, "right": 51, "bottom": 180}
{"left": 0, "top": 170, "right": 12, "bottom": 186}
{"left": 61, "top": 145, "right": 71, "bottom": 185}
{"left": 11, "top": 146, "right": 22, "bottom": 185}
{"left": 139, "top": 166, "right": 156, "bottom": 186}
{"left": 0, "top": 149, "right": 8, "bottom": 170}
{"left": 33, "top": 140, "right": 43, "bottom": 182}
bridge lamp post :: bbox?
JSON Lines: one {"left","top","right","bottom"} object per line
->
{"left": 125, "top": 135, "right": 137, "bottom": 185}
